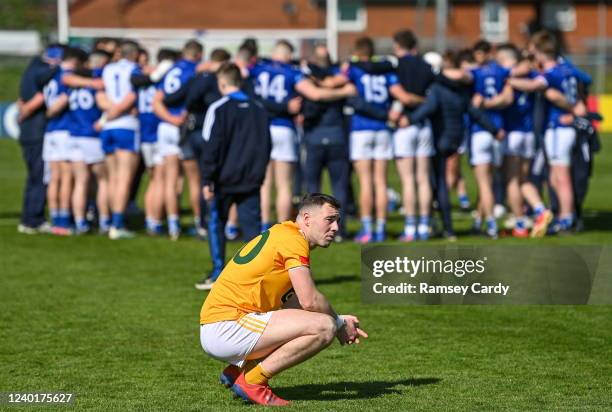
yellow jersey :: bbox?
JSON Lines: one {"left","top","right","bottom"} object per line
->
{"left": 200, "top": 221, "right": 310, "bottom": 324}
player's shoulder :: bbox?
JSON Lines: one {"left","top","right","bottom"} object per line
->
{"left": 272, "top": 221, "right": 308, "bottom": 247}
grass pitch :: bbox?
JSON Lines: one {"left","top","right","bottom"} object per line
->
{"left": 0, "top": 138, "right": 611, "bottom": 411}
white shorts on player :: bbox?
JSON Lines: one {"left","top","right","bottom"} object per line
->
{"left": 393, "top": 122, "right": 434, "bottom": 158}
{"left": 43, "top": 130, "right": 71, "bottom": 162}
{"left": 200, "top": 311, "right": 273, "bottom": 367}
{"left": 470, "top": 131, "right": 503, "bottom": 166}
{"left": 270, "top": 125, "right": 298, "bottom": 162}
{"left": 350, "top": 129, "right": 393, "bottom": 161}
{"left": 544, "top": 127, "right": 576, "bottom": 166}
{"left": 504, "top": 131, "right": 536, "bottom": 159}
{"left": 69, "top": 137, "right": 105, "bottom": 164}
{"left": 141, "top": 142, "right": 163, "bottom": 168}
{"left": 157, "top": 122, "right": 182, "bottom": 158}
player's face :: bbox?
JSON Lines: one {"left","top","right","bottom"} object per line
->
{"left": 310, "top": 204, "right": 340, "bottom": 248}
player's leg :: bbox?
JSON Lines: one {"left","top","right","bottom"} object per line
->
{"left": 109, "top": 146, "right": 139, "bottom": 238}
{"left": 416, "top": 155, "right": 432, "bottom": 240}
{"left": 304, "top": 143, "right": 324, "bottom": 194}
{"left": 470, "top": 131, "right": 498, "bottom": 237}
{"left": 351, "top": 130, "right": 375, "bottom": 243}
{"left": 71, "top": 159, "right": 90, "bottom": 234}
{"left": 274, "top": 161, "right": 294, "bottom": 222}
{"left": 235, "top": 189, "right": 261, "bottom": 242}
{"left": 373, "top": 158, "right": 388, "bottom": 241}
{"left": 58, "top": 159, "right": 73, "bottom": 232}
{"left": 91, "top": 161, "right": 110, "bottom": 234}
{"left": 260, "top": 162, "right": 274, "bottom": 230}
{"left": 182, "top": 158, "right": 203, "bottom": 234}
{"left": 396, "top": 156, "right": 415, "bottom": 240}
{"left": 225, "top": 204, "right": 240, "bottom": 240}
{"left": 162, "top": 154, "right": 180, "bottom": 239}
{"left": 46, "top": 161, "right": 61, "bottom": 229}
{"left": 327, "top": 145, "right": 350, "bottom": 239}
{"left": 504, "top": 151, "right": 526, "bottom": 237}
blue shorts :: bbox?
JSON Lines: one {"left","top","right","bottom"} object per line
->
{"left": 101, "top": 128, "right": 139, "bottom": 154}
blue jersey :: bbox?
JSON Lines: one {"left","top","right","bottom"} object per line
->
{"left": 470, "top": 61, "right": 510, "bottom": 133}
{"left": 43, "top": 68, "right": 71, "bottom": 132}
{"left": 138, "top": 84, "right": 159, "bottom": 143}
{"left": 504, "top": 70, "right": 537, "bottom": 133}
{"left": 346, "top": 64, "right": 398, "bottom": 131}
{"left": 67, "top": 69, "right": 103, "bottom": 138}
{"left": 249, "top": 61, "right": 304, "bottom": 128}
{"left": 542, "top": 63, "right": 579, "bottom": 129}
{"left": 158, "top": 59, "right": 197, "bottom": 116}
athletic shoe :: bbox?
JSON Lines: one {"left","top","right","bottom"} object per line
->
{"left": 231, "top": 372, "right": 290, "bottom": 406}
{"left": 398, "top": 232, "right": 416, "bottom": 242}
{"left": 109, "top": 227, "right": 135, "bottom": 240}
{"left": 493, "top": 204, "right": 507, "bottom": 219}
{"left": 18, "top": 222, "right": 51, "bottom": 235}
{"left": 75, "top": 222, "right": 91, "bottom": 235}
{"left": 531, "top": 209, "right": 553, "bottom": 238}
{"left": 372, "top": 230, "right": 386, "bottom": 243}
{"left": 51, "top": 226, "right": 73, "bottom": 236}
{"left": 417, "top": 224, "right": 430, "bottom": 241}
{"left": 225, "top": 224, "right": 239, "bottom": 240}
{"left": 354, "top": 230, "right": 372, "bottom": 244}
{"left": 512, "top": 227, "right": 529, "bottom": 238}
{"left": 220, "top": 365, "right": 241, "bottom": 388}
{"left": 194, "top": 277, "right": 215, "bottom": 291}
{"left": 442, "top": 231, "right": 457, "bottom": 242}
{"left": 169, "top": 228, "right": 181, "bottom": 241}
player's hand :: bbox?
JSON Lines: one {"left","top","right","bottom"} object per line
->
{"left": 398, "top": 115, "right": 410, "bottom": 128}
{"left": 288, "top": 96, "right": 302, "bottom": 115}
{"left": 202, "top": 185, "right": 214, "bottom": 202}
{"left": 388, "top": 109, "right": 401, "bottom": 123}
{"left": 92, "top": 78, "right": 104, "bottom": 90}
{"left": 340, "top": 315, "right": 368, "bottom": 345}
{"left": 472, "top": 93, "right": 484, "bottom": 109}
{"left": 559, "top": 113, "right": 574, "bottom": 126}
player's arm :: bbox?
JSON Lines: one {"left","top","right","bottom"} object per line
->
{"left": 288, "top": 266, "right": 337, "bottom": 316}
{"left": 18, "top": 92, "right": 45, "bottom": 122}
{"left": 544, "top": 88, "right": 573, "bottom": 111}
{"left": 389, "top": 83, "right": 425, "bottom": 107}
{"left": 295, "top": 78, "right": 355, "bottom": 102}
{"left": 46, "top": 93, "right": 68, "bottom": 118}
{"left": 507, "top": 76, "right": 546, "bottom": 93}
{"left": 442, "top": 68, "right": 473, "bottom": 84}
{"left": 347, "top": 95, "right": 388, "bottom": 121}
{"left": 107, "top": 91, "right": 137, "bottom": 120}
{"left": 407, "top": 88, "right": 439, "bottom": 125}
{"left": 482, "top": 83, "right": 514, "bottom": 109}
{"left": 152, "top": 89, "right": 184, "bottom": 126}
{"left": 63, "top": 73, "right": 104, "bottom": 90}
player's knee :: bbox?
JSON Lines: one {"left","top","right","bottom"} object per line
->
{"left": 315, "top": 315, "right": 336, "bottom": 346}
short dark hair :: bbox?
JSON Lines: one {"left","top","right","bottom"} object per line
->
{"left": 183, "top": 39, "right": 204, "bottom": 56}
{"left": 454, "top": 48, "right": 475, "bottom": 68}
{"left": 496, "top": 42, "right": 520, "bottom": 61}
{"left": 120, "top": 40, "right": 140, "bottom": 59}
{"left": 217, "top": 62, "right": 242, "bottom": 86}
{"left": 393, "top": 30, "right": 418, "bottom": 50}
{"left": 240, "top": 38, "right": 258, "bottom": 57}
{"left": 298, "top": 193, "right": 341, "bottom": 212}
{"left": 531, "top": 30, "right": 557, "bottom": 58}
{"left": 473, "top": 39, "right": 492, "bottom": 54}
{"left": 157, "top": 48, "right": 179, "bottom": 62}
{"left": 210, "top": 48, "right": 231, "bottom": 62}
{"left": 354, "top": 36, "right": 375, "bottom": 58}
{"left": 276, "top": 39, "right": 295, "bottom": 54}
{"left": 63, "top": 46, "right": 88, "bottom": 64}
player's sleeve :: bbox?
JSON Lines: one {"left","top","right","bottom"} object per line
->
{"left": 277, "top": 234, "right": 310, "bottom": 271}
{"left": 408, "top": 87, "right": 439, "bottom": 124}
{"left": 387, "top": 73, "right": 399, "bottom": 87}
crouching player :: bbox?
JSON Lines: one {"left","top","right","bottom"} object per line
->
{"left": 199, "top": 193, "right": 368, "bottom": 406}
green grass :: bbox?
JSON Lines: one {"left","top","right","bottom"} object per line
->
{"left": 0, "top": 138, "right": 611, "bottom": 410}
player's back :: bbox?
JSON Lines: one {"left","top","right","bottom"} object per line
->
{"left": 396, "top": 54, "right": 435, "bottom": 105}
{"left": 346, "top": 64, "right": 397, "bottom": 131}
{"left": 102, "top": 59, "right": 138, "bottom": 130}
{"left": 158, "top": 58, "right": 197, "bottom": 115}
{"left": 43, "top": 68, "right": 70, "bottom": 132}
{"left": 137, "top": 84, "right": 159, "bottom": 142}
{"left": 68, "top": 69, "right": 102, "bottom": 138}
{"left": 543, "top": 63, "right": 578, "bottom": 128}
{"left": 471, "top": 61, "right": 509, "bottom": 132}
{"left": 200, "top": 221, "right": 309, "bottom": 324}
{"left": 250, "top": 60, "right": 303, "bottom": 127}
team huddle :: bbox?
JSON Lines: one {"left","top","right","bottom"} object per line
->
{"left": 17, "top": 28, "right": 600, "bottom": 244}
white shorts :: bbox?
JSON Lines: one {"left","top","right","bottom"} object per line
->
{"left": 141, "top": 142, "right": 163, "bottom": 168}
{"left": 545, "top": 127, "right": 576, "bottom": 166}
{"left": 393, "top": 122, "right": 434, "bottom": 158}
{"left": 350, "top": 129, "right": 393, "bottom": 161}
{"left": 200, "top": 311, "right": 273, "bottom": 367}
{"left": 43, "top": 130, "right": 71, "bottom": 162}
{"left": 504, "top": 131, "right": 536, "bottom": 159}
{"left": 157, "top": 122, "right": 182, "bottom": 158}
{"left": 470, "top": 131, "right": 502, "bottom": 166}
{"left": 270, "top": 125, "right": 298, "bottom": 162}
{"left": 69, "top": 137, "right": 105, "bottom": 164}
